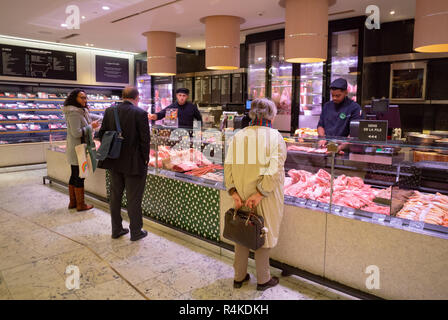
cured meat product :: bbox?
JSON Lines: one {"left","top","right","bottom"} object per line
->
{"left": 287, "top": 145, "right": 328, "bottom": 154}
{"left": 185, "top": 164, "right": 223, "bottom": 176}
{"left": 397, "top": 191, "right": 448, "bottom": 226}
{"left": 172, "top": 161, "right": 198, "bottom": 172}
{"left": 361, "top": 204, "right": 390, "bottom": 215}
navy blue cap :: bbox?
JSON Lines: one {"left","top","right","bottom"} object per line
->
{"left": 176, "top": 88, "right": 190, "bottom": 95}
{"left": 330, "top": 78, "right": 348, "bottom": 90}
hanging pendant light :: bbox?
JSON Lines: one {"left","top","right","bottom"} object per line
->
{"left": 142, "top": 31, "right": 177, "bottom": 76}
{"left": 200, "top": 15, "right": 245, "bottom": 70}
{"left": 280, "top": 0, "right": 330, "bottom": 63}
{"left": 414, "top": 0, "right": 448, "bottom": 53}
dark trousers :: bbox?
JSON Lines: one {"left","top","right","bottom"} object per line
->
{"left": 109, "top": 170, "right": 147, "bottom": 237}
{"left": 69, "top": 165, "right": 85, "bottom": 188}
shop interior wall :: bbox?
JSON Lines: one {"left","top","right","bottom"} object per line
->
{"left": 362, "top": 19, "right": 448, "bottom": 133}
{"left": 0, "top": 37, "right": 134, "bottom": 87}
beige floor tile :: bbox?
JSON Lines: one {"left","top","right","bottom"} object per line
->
{"left": 136, "top": 277, "right": 183, "bottom": 300}
{"left": 75, "top": 278, "right": 146, "bottom": 300}
{"left": 0, "top": 271, "right": 12, "bottom": 300}
{"left": 46, "top": 247, "right": 120, "bottom": 290}
{"left": 19, "top": 229, "right": 83, "bottom": 257}
{"left": 2, "top": 259, "right": 73, "bottom": 300}
{"left": 109, "top": 257, "right": 160, "bottom": 285}
{"left": 0, "top": 243, "right": 44, "bottom": 271}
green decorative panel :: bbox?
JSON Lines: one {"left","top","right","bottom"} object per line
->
{"left": 106, "top": 170, "right": 220, "bottom": 242}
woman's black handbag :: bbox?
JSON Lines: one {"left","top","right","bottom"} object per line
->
{"left": 223, "top": 207, "right": 266, "bottom": 251}
{"left": 96, "top": 106, "right": 123, "bottom": 160}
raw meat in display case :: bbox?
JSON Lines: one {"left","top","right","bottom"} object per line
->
{"left": 397, "top": 191, "right": 448, "bottom": 226}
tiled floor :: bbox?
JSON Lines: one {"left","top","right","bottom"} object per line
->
{"left": 0, "top": 167, "right": 356, "bottom": 300}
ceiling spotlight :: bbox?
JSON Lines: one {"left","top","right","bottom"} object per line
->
{"left": 85, "top": 43, "right": 89, "bottom": 46}
{"left": 61, "top": 23, "right": 67, "bottom": 27}
{"left": 187, "top": 44, "right": 191, "bottom": 48}
{"left": 390, "top": 10, "right": 396, "bottom": 15}
{"left": 90, "top": 44, "right": 94, "bottom": 46}
{"left": 102, "top": 6, "right": 110, "bottom": 10}
{"left": 81, "top": 16, "right": 86, "bottom": 19}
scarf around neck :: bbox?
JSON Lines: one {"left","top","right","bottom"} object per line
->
{"left": 249, "top": 118, "right": 272, "bottom": 128}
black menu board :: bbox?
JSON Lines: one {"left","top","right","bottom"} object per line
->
{"left": 211, "top": 75, "right": 221, "bottom": 104}
{"left": 0, "top": 44, "right": 76, "bottom": 80}
{"left": 195, "top": 77, "right": 202, "bottom": 103}
{"left": 185, "top": 77, "right": 193, "bottom": 100}
{"left": 231, "top": 73, "right": 243, "bottom": 103}
{"left": 358, "top": 120, "right": 388, "bottom": 142}
{"left": 202, "top": 76, "right": 211, "bottom": 104}
{"left": 221, "top": 74, "right": 231, "bottom": 104}
{"left": 96, "top": 55, "right": 129, "bottom": 83}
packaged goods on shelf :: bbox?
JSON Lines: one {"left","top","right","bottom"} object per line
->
{"left": 37, "top": 92, "right": 48, "bottom": 99}
{"left": 48, "top": 123, "right": 62, "bottom": 129}
{"left": 48, "top": 115, "right": 60, "bottom": 120}
{"left": 5, "top": 125, "right": 17, "bottom": 130}
{"left": 4, "top": 92, "right": 16, "bottom": 98}
{"left": 29, "top": 124, "right": 42, "bottom": 130}
{"left": 26, "top": 103, "right": 37, "bottom": 108}
{"left": 48, "top": 93, "right": 58, "bottom": 99}
{"left": 26, "top": 93, "right": 36, "bottom": 98}
{"left": 0, "top": 125, "right": 6, "bottom": 131}
{"left": 5, "top": 103, "right": 17, "bottom": 109}
{"left": 39, "top": 115, "right": 50, "bottom": 120}
{"left": 16, "top": 124, "right": 29, "bottom": 131}
{"left": 17, "top": 93, "right": 27, "bottom": 98}
{"left": 6, "top": 115, "right": 18, "bottom": 120}
{"left": 0, "top": 114, "right": 5, "bottom": 120}
{"left": 0, "top": 140, "right": 8, "bottom": 144}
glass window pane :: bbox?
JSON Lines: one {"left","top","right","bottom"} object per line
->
{"left": 331, "top": 29, "right": 359, "bottom": 102}
{"left": 270, "top": 39, "right": 292, "bottom": 131}
{"left": 298, "top": 62, "right": 324, "bottom": 130}
{"left": 248, "top": 42, "right": 266, "bottom": 100}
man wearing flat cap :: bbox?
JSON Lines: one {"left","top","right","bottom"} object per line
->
{"left": 317, "top": 78, "right": 361, "bottom": 146}
{"left": 148, "top": 88, "right": 202, "bottom": 129}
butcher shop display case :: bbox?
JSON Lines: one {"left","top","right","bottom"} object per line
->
{"left": 284, "top": 135, "right": 448, "bottom": 237}
{"left": 148, "top": 125, "right": 225, "bottom": 187}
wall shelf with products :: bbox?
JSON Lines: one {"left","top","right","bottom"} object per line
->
{"left": 0, "top": 81, "right": 124, "bottom": 167}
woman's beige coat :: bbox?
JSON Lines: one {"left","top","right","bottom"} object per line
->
{"left": 224, "top": 126, "right": 287, "bottom": 248}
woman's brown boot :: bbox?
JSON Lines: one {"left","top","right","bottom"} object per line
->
{"left": 74, "top": 187, "right": 94, "bottom": 211}
{"left": 68, "top": 185, "right": 76, "bottom": 209}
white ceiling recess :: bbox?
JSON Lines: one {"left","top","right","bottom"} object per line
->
{"left": 0, "top": 0, "right": 416, "bottom": 53}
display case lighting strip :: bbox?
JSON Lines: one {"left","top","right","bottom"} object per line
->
{"left": 0, "top": 35, "right": 139, "bottom": 55}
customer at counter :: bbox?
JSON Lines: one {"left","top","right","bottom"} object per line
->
{"left": 317, "top": 78, "right": 362, "bottom": 147}
{"left": 224, "top": 98, "right": 287, "bottom": 291}
{"left": 148, "top": 88, "right": 202, "bottom": 129}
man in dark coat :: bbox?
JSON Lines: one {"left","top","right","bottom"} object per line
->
{"left": 98, "top": 86, "right": 150, "bottom": 241}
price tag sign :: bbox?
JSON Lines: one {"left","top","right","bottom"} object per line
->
{"left": 408, "top": 221, "right": 425, "bottom": 230}
{"left": 389, "top": 217, "right": 403, "bottom": 228}
{"left": 372, "top": 213, "right": 386, "bottom": 223}
{"left": 358, "top": 120, "right": 388, "bottom": 142}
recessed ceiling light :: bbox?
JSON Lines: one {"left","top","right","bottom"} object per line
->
{"left": 60, "top": 23, "right": 67, "bottom": 27}
{"left": 85, "top": 43, "right": 89, "bottom": 46}
{"left": 90, "top": 44, "right": 94, "bottom": 46}
{"left": 390, "top": 10, "right": 396, "bottom": 15}
{"left": 81, "top": 16, "right": 86, "bottom": 19}
{"left": 187, "top": 44, "right": 191, "bottom": 48}
{"left": 102, "top": 6, "right": 110, "bottom": 10}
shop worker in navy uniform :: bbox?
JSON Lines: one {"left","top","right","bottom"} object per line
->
{"left": 148, "top": 88, "right": 202, "bottom": 128}
{"left": 98, "top": 86, "right": 150, "bottom": 241}
{"left": 317, "top": 78, "right": 362, "bottom": 147}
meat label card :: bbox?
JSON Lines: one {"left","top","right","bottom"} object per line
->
{"left": 358, "top": 120, "right": 388, "bottom": 142}
{"left": 0, "top": 44, "right": 76, "bottom": 80}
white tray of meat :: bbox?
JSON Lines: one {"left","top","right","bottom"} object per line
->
{"left": 5, "top": 125, "right": 17, "bottom": 130}
{"left": 18, "top": 113, "right": 31, "bottom": 120}
{"left": 6, "top": 104, "right": 17, "bottom": 109}
{"left": 0, "top": 125, "right": 6, "bottom": 131}
{"left": 6, "top": 115, "right": 18, "bottom": 120}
